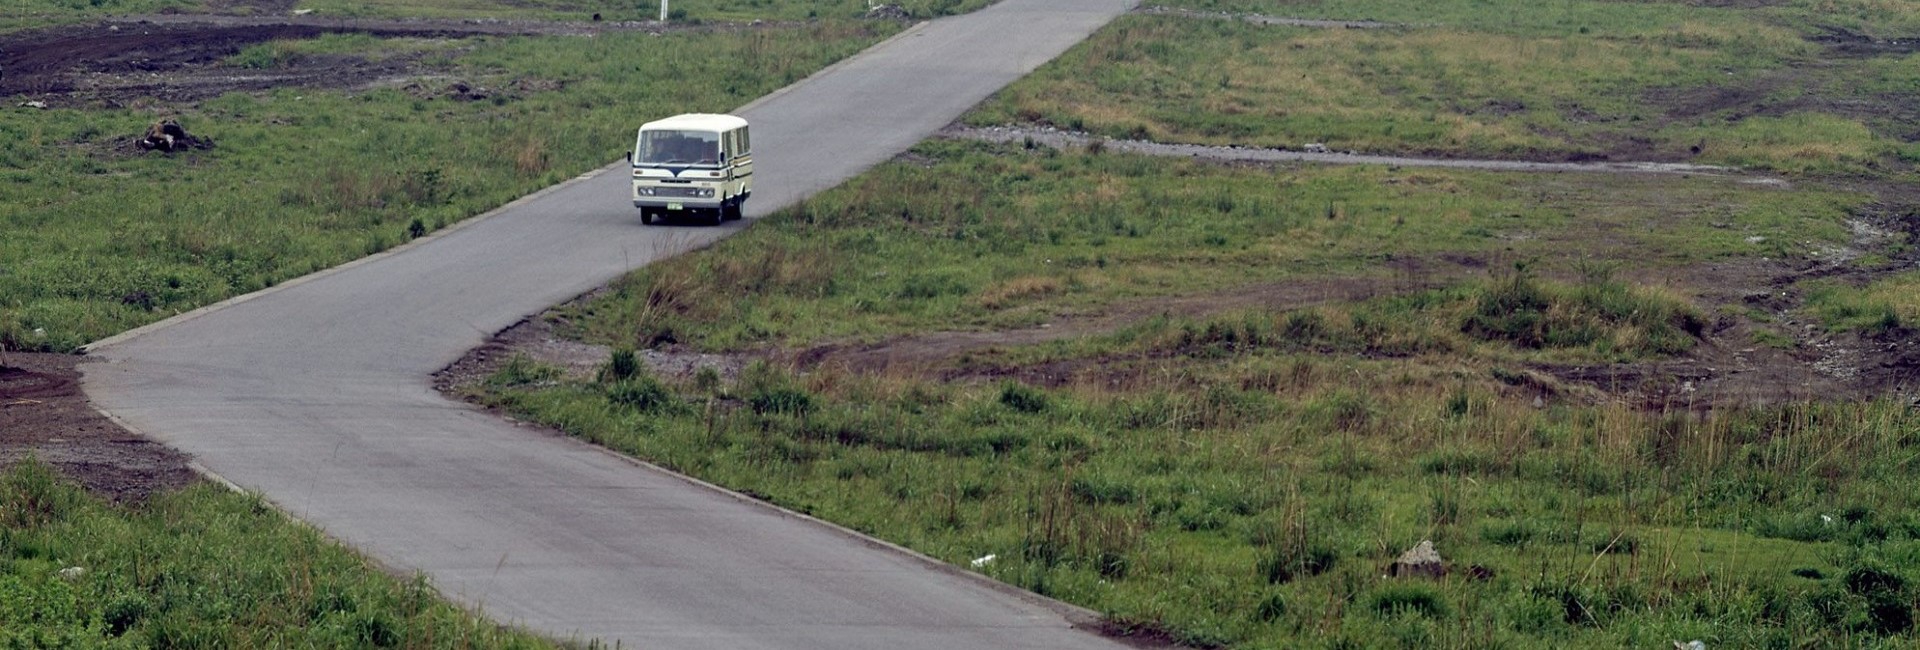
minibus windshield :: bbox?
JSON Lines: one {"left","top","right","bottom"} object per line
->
{"left": 636, "top": 130, "right": 722, "bottom": 166}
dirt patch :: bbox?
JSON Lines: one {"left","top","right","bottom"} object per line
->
{"left": 1810, "top": 26, "right": 1920, "bottom": 60}
{"left": 0, "top": 353, "right": 199, "bottom": 503}
{"left": 0, "top": 14, "right": 784, "bottom": 104}
{"left": 1133, "top": 5, "right": 1405, "bottom": 29}
{"left": 949, "top": 125, "right": 1753, "bottom": 175}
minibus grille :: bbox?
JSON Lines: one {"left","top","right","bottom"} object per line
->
{"left": 651, "top": 187, "right": 710, "bottom": 198}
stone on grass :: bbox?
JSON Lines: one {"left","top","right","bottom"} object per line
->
{"left": 1388, "top": 540, "right": 1446, "bottom": 579}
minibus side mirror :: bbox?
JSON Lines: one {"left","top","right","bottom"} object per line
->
{"left": 625, "top": 151, "right": 632, "bottom": 163}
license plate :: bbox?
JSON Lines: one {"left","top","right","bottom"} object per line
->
{"left": 667, "top": 203, "right": 683, "bottom": 210}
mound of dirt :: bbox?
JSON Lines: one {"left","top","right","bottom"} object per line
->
{"left": 137, "top": 118, "right": 212, "bottom": 152}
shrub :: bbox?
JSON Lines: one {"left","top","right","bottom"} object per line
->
{"left": 750, "top": 387, "right": 814, "bottom": 416}
{"left": 605, "top": 348, "right": 639, "bottom": 382}
{"left": 998, "top": 381, "right": 1049, "bottom": 413}
{"left": 607, "top": 377, "right": 678, "bottom": 414}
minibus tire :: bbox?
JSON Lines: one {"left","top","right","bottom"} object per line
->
{"left": 707, "top": 208, "right": 725, "bottom": 227}
{"left": 640, "top": 209, "right": 657, "bottom": 226}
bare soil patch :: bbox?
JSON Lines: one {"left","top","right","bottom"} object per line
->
{"left": 0, "top": 14, "right": 778, "bottom": 104}
{"left": 0, "top": 353, "right": 198, "bottom": 503}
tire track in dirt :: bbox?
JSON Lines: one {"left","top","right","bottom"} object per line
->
{"left": 1134, "top": 5, "right": 1406, "bottom": 29}
{"left": 948, "top": 125, "right": 1786, "bottom": 180}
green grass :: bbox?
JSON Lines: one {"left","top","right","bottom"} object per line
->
{"left": 1154, "top": 0, "right": 1920, "bottom": 39}
{"left": 473, "top": 343, "right": 1920, "bottom": 647}
{"left": 291, "top": 0, "right": 995, "bottom": 22}
{"left": 0, "top": 22, "right": 893, "bottom": 352}
{"left": 559, "top": 139, "right": 1857, "bottom": 354}
{"left": 1, "top": 459, "right": 562, "bottom": 648}
{"left": 967, "top": 12, "right": 1918, "bottom": 173}
{"left": 1, "top": 0, "right": 199, "bottom": 32}
{"left": 1, "top": 0, "right": 993, "bottom": 30}
{"left": 470, "top": 140, "right": 1913, "bottom": 646}
{"left": 1803, "top": 273, "right": 1920, "bottom": 334}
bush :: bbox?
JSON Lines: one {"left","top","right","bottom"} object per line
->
{"left": 750, "top": 387, "right": 814, "bottom": 416}
{"left": 605, "top": 347, "right": 639, "bottom": 382}
{"left": 998, "top": 381, "right": 1049, "bottom": 413}
{"left": 606, "top": 377, "right": 678, "bottom": 414}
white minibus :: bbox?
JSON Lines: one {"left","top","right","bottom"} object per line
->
{"left": 630, "top": 113, "right": 752, "bottom": 226}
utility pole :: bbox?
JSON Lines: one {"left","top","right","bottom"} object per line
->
{"left": 660, "top": 0, "right": 668, "bottom": 21}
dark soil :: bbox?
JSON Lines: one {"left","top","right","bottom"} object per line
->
{"left": 0, "top": 13, "right": 783, "bottom": 104}
{"left": 0, "top": 353, "right": 199, "bottom": 503}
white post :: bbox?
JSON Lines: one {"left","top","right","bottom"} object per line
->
{"left": 660, "top": 0, "right": 668, "bottom": 21}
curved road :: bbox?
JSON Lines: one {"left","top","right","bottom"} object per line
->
{"left": 82, "top": 2, "right": 1141, "bottom": 648}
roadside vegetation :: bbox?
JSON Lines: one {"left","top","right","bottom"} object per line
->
{"left": 969, "top": 10, "right": 1920, "bottom": 173}
{"left": 0, "top": 22, "right": 892, "bottom": 352}
{"left": 1155, "top": 0, "right": 1920, "bottom": 38}
{"left": 562, "top": 139, "right": 1853, "bottom": 353}
{"left": 468, "top": 138, "right": 1920, "bottom": 646}
{"left": 0, "top": 459, "right": 562, "bottom": 648}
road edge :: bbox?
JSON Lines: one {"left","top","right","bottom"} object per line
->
{"left": 78, "top": 19, "right": 931, "bottom": 355}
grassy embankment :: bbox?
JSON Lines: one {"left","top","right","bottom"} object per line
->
{"left": 466, "top": 137, "right": 1920, "bottom": 647}
{"left": 0, "top": 22, "right": 893, "bottom": 352}
{"left": 1, "top": 460, "right": 563, "bottom": 648}
{"left": 967, "top": 4, "right": 1920, "bottom": 173}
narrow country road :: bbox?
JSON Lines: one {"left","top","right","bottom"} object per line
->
{"left": 81, "top": 2, "right": 1142, "bottom": 648}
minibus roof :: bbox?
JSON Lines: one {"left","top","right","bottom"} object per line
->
{"left": 639, "top": 113, "right": 748, "bottom": 133}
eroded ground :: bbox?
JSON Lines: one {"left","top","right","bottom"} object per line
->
{"left": 0, "top": 352, "right": 198, "bottom": 502}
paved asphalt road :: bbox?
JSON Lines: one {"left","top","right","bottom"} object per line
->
{"left": 83, "top": 1, "right": 1143, "bottom": 648}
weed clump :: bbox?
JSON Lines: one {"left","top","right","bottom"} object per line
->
{"left": 605, "top": 347, "right": 639, "bottom": 382}
{"left": 607, "top": 377, "right": 678, "bottom": 414}
{"left": 1462, "top": 264, "right": 1704, "bottom": 357}
{"left": 1369, "top": 585, "right": 1451, "bottom": 619}
{"left": 998, "top": 381, "right": 1049, "bottom": 413}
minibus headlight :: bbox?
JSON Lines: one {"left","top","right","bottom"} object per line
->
{"left": 636, "top": 187, "right": 656, "bottom": 196}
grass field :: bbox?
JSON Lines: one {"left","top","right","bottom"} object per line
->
{"left": 559, "top": 139, "right": 1857, "bottom": 354}
{"left": 1, "top": 0, "right": 991, "bottom": 31}
{"left": 478, "top": 355, "right": 1920, "bottom": 647}
{"left": 469, "top": 138, "right": 1919, "bottom": 646}
{"left": 0, "top": 22, "right": 892, "bottom": 353}
{"left": 968, "top": 10, "right": 1920, "bottom": 173}
{"left": 0, "top": 459, "right": 563, "bottom": 648}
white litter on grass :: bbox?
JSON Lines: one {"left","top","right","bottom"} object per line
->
{"left": 58, "top": 566, "right": 86, "bottom": 580}
{"left": 1821, "top": 514, "right": 1835, "bottom": 526}
{"left": 970, "top": 554, "right": 996, "bottom": 568}
{"left": 1672, "top": 641, "right": 1705, "bottom": 650}
{"left": 21, "top": 101, "right": 48, "bottom": 110}
{"left": 292, "top": 8, "right": 314, "bottom": 14}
